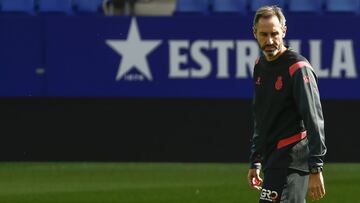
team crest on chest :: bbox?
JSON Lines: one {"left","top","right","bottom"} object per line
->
{"left": 275, "top": 76, "right": 283, "bottom": 90}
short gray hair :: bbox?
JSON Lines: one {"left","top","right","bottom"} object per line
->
{"left": 253, "top": 5, "right": 286, "bottom": 31}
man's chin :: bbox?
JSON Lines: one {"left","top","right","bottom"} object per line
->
{"left": 264, "top": 51, "right": 277, "bottom": 57}
{"left": 262, "top": 50, "right": 280, "bottom": 60}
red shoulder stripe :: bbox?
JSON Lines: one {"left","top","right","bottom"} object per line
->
{"left": 289, "top": 61, "right": 312, "bottom": 77}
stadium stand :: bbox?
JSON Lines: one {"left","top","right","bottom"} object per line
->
{"left": 174, "top": 0, "right": 209, "bottom": 14}
{"left": 135, "top": 0, "right": 175, "bottom": 16}
{"left": 250, "top": 0, "right": 285, "bottom": 12}
{"left": 0, "top": 0, "right": 34, "bottom": 14}
{"left": 288, "top": 0, "right": 323, "bottom": 13}
{"left": 326, "top": 0, "right": 360, "bottom": 13}
{"left": 37, "top": 0, "right": 73, "bottom": 14}
{"left": 0, "top": 0, "right": 359, "bottom": 16}
{"left": 73, "top": 0, "right": 103, "bottom": 13}
{"left": 212, "top": 0, "right": 247, "bottom": 15}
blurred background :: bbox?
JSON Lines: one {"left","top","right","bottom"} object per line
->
{"left": 0, "top": 0, "right": 359, "bottom": 202}
{"left": 0, "top": 0, "right": 358, "bottom": 163}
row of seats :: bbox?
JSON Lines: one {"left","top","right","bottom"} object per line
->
{"left": 175, "top": 0, "right": 360, "bottom": 15}
{"left": 0, "top": 0, "right": 103, "bottom": 14}
{"left": 1, "top": 0, "right": 359, "bottom": 15}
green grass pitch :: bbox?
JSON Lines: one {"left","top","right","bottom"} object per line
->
{"left": 0, "top": 162, "right": 358, "bottom": 203}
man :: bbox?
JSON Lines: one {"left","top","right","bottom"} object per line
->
{"left": 247, "top": 6, "right": 327, "bottom": 203}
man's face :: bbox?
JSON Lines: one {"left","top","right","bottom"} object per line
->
{"left": 253, "top": 15, "right": 286, "bottom": 60}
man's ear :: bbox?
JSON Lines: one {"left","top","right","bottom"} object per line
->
{"left": 282, "top": 26, "right": 287, "bottom": 38}
{"left": 253, "top": 27, "right": 257, "bottom": 39}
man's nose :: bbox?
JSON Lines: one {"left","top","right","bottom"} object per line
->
{"left": 266, "top": 36, "right": 273, "bottom": 45}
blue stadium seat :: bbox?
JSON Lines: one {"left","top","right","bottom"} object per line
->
{"left": 250, "top": 0, "right": 285, "bottom": 12}
{"left": 37, "top": 0, "right": 73, "bottom": 14}
{"left": 175, "top": 0, "right": 209, "bottom": 14}
{"left": 73, "top": 0, "right": 103, "bottom": 13}
{"left": 1, "top": 0, "right": 34, "bottom": 14}
{"left": 288, "top": 0, "right": 323, "bottom": 13}
{"left": 326, "top": 0, "right": 360, "bottom": 13}
{"left": 212, "top": 0, "right": 247, "bottom": 15}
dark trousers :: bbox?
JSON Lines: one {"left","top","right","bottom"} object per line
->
{"left": 259, "top": 168, "right": 309, "bottom": 203}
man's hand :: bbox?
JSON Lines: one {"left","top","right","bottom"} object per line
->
{"left": 307, "top": 172, "right": 325, "bottom": 201}
{"left": 247, "top": 168, "right": 263, "bottom": 190}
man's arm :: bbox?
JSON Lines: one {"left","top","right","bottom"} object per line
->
{"left": 248, "top": 65, "right": 264, "bottom": 190}
{"left": 249, "top": 95, "right": 263, "bottom": 170}
{"left": 248, "top": 88, "right": 264, "bottom": 190}
{"left": 291, "top": 63, "right": 327, "bottom": 200}
{"left": 292, "top": 64, "right": 327, "bottom": 170}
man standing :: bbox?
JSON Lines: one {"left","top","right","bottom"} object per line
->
{"left": 247, "top": 6, "right": 327, "bottom": 202}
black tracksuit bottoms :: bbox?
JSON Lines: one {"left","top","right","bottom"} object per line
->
{"left": 259, "top": 168, "right": 309, "bottom": 203}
